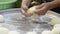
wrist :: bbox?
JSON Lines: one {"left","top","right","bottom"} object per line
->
{"left": 21, "top": 3, "right": 28, "bottom": 7}
{"left": 22, "top": 0, "right": 31, "bottom": 7}
{"left": 45, "top": 1, "right": 59, "bottom": 9}
{"left": 41, "top": 3, "right": 49, "bottom": 10}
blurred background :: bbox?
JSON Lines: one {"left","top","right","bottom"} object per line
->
{"left": 0, "top": 0, "right": 22, "bottom": 10}
{"left": 0, "top": 0, "right": 37, "bottom": 10}
{"left": 16, "top": 0, "right": 22, "bottom": 8}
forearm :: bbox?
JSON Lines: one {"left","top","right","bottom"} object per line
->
{"left": 46, "top": 0, "right": 60, "bottom": 9}
{"left": 21, "top": 0, "right": 31, "bottom": 7}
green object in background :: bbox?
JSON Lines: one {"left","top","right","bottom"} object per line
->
{"left": 0, "top": 0, "right": 17, "bottom": 10}
{"left": 16, "top": 0, "right": 22, "bottom": 8}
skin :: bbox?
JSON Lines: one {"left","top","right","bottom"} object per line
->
{"left": 21, "top": 0, "right": 31, "bottom": 16}
{"left": 21, "top": 0, "right": 60, "bottom": 16}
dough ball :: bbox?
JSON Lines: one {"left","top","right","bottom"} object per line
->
{"left": 27, "top": 6, "right": 37, "bottom": 20}
{"left": 52, "top": 27, "right": 60, "bottom": 34}
{"left": 48, "top": 14, "right": 57, "bottom": 18}
{"left": 9, "top": 31, "right": 20, "bottom": 34}
{"left": 41, "top": 30, "right": 53, "bottom": 34}
{"left": 27, "top": 6, "right": 37, "bottom": 14}
{"left": 51, "top": 18, "right": 60, "bottom": 26}
{"left": 0, "top": 15, "right": 4, "bottom": 22}
{"left": 26, "top": 31, "right": 37, "bottom": 34}
{"left": 0, "top": 27, "right": 9, "bottom": 34}
{"left": 53, "top": 24, "right": 60, "bottom": 29}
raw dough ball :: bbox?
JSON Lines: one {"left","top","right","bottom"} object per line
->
{"left": 41, "top": 30, "right": 53, "bottom": 34}
{"left": 48, "top": 14, "right": 57, "bottom": 18}
{"left": 53, "top": 24, "right": 60, "bottom": 29}
{"left": 27, "top": 6, "right": 37, "bottom": 20}
{"left": 0, "top": 15, "right": 4, "bottom": 22}
{"left": 0, "top": 27, "right": 9, "bottom": 34}
{"left": 52, "top": 27, "right": 60, "bottom": 34}
{"left": 27, "top": 6, "right": 37, "bottom": 14}
{"left": 51, "top": 18, "right": 60, "bottom": 26}
{"left": 9, "top": 31, "right": 20, "bottom": 34}
{"left": 26, "top": 31, "right": 37, "bottom": 34}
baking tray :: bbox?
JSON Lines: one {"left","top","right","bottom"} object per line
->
{"left": 0, "top": 8, "right": 60, "bottom": 34}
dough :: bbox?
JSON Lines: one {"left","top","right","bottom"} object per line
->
{"left": 9, "top": 31, "right": 20, "bottom": 34}
{"left": 0, "top": 27, "right": 9, "bottom": 34}
{"left": 41, "top": 30, "right": 53, "bottom": 34}
{"left": 48, "top": 14, "right": 57, "bottom": 18}
{"left": 52, "top": 28, "right": 60, "bottom": 34}
{"left": 26, "top": 31, "right": 37, "bottom": 34}
{"left": 0, "top": 15, "right": 4, "bottom": 22}
{"left": 27, "top": 6, "right": 37, "bottom": 20}
{"left": 51, "top": 18, "right": 60, "bottom": 26}
{"left": 27, "top": 6, "right": 36, "bottom": 14}
{"left": 53, "top": 24, "right": 60, "bottom": 29}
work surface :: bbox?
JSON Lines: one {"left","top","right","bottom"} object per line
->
{"left": 0, "top": 8, "right": 60, "bottom": 34}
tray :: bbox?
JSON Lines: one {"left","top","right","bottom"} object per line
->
{"left": 0, "top": 8, "right": 60, "bottom": 34}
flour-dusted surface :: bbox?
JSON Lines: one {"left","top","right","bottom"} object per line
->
{"left": 0, "top": 8, "right": 59, "bottom": 34}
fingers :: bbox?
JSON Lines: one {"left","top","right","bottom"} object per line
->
{"left": 34, "top": 3, "right": 48, "bottom": 16}
{"left": 23, "top": 13, "right": 30, "bottom": 17}
{"left": 21, "top": 5, "right": 29, "bottom": 16}
{"left": 34, "top": 8, "right": 47, "bottom": 16}
{"left": 36, "top": 3, "right": 46, "bottom": 9}
{"left": 21, "top": 9, "right": 31, "bottom": 17}
{"left": 21, "top": 5, "right": 28, "bottom": 12}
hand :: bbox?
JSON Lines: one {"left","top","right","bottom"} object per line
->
{"left": 34, "top": 3, "right": 49, "bottom": 16}
{"left": 21, "top": 5, "right": 28, "bottom": 12}
{"left": 21, "top": 9, "right": 31, "bottom": 17}
{"left": 21, "top": 5, "right": 29, "bottom": 16}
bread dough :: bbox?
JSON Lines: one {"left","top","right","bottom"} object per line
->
{"left": 48, "top": 14, "right": 57, "bottom": 18}
{"left": 53, "top": 24, "right": 60, "bottom": 29}
{"left": 52, "top": 27, "right": 60, "bottom": 34}
{"left": 51, "top": 18, "right": 60, "bottom": 26}
{"left": 0, "top": 15, "right": 4, "bottom": 22}
{"left": 27, "top": 6, "right": 36, "bottom": 14}
{"left": 27, "top": 6, "right": 37, "bottom": 20}
{"left": 41, "top": 30, "right": 53, "bottom": 34}
{"left": 0, "top": 27, "right": 9, "bottom": 34}
{"left": 9, "top": 31, "right": 20, "bottom": 34}
{"left": 26, "top": 31, "right": 37, "bottom": 34}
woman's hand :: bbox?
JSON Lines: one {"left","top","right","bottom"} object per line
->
{"left": 34, "top": 3, "right": 49, "bottom": 16}
{"left": 21, "top": 5, "right": 30, "bottom": 16}
{"left": 34, "top": 0, "right": 60, "bottom": 16}
{"left": 21, "top": 5, "right": 28, "bottom": 12}
{"left": 21, "top": 0, "right": 31, "bottom": 16}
